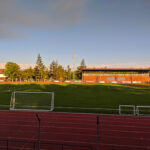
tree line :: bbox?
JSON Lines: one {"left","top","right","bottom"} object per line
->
{"left": 4, "top": 54, "right": 86, "bottom": 82}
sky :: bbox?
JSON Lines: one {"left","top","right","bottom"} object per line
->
{"left": 0, "top": 0, "right": 150, "bottom": 68}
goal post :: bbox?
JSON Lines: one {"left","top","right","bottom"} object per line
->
{"left": 119, "top": 105, "right": 136, "bottom": 115}
{"left": 10, "top": 91, "right": 54, "bottom": 112}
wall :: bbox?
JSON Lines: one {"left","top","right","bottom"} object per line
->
{"left": 82, "top": 74, "right": 150, "bottom": 84}
{"left": 0, "top": 71, "right": 7, "bottom": 81}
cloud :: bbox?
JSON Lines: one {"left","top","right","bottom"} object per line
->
{"left": 0, "top": 63, "right": 35, "bottom": 69}
{"left": 0, "top": 26, "right": 23, "bottom": 39}
{"left": 0, "top": 26, "right": 15, "bottom": 39}
{"left": 1, "top": 61, "right": 150, "bottom": 69}
{"left": 0, "top": 0, "right": 86, "bottom": 38}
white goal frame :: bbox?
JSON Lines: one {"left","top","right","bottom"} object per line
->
{"left": 10, "top": 91, "right": 54, "bottom": 112}
{"left": 136, "top": 106, "right": 150, "bottom": 116}
{"left": 119, "top": 105, "right": 136, "bottom": 116}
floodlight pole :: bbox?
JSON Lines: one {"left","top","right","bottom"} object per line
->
{"left": 36, "top": 112, "right": 41, "bottom": 150}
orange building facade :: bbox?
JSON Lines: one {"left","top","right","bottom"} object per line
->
{"left": 82, "top": 68, "right": 150, "bottom": 84}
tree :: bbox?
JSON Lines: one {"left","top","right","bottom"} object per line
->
{"left": 36, "top": 54, "right": 45, "bottom": 70}
{"left": 75, "top": 59, "right": 86, "bottom": 80}
{"left": 34, "top": 66, "right": 41, "bottom": 81}
{"left": 43, "top": 68, "right": 49, "bottom": 81}
{"left": 49, "top": 61, "right": 70, "bottom": 81}
{"left": 57, "top": 65, "right": 65, "bottom": 81}
{"left": 35, "top": 54, "right": 45, "bottom": 80}
{"left": 23, "top": 67, "right": 34, "bottom": 81}
{"left": 80, "top": 59, "right": 86, "bottom": 69}
{"left": 49, "top": 61, "right": 58, "bottom": 80}
{"left": 67, "top": 65, "right": 72, "bottom": 80}
{"left": 4, "top": 62, "right": 20, "bottom": 81}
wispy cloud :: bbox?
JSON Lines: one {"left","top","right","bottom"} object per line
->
{"left": 0, "top": 0, "right": 86, "bottom": 39}
{"left": 1, "top": 61, "right": 150, "bottom": 69}
{"left": 0, "top": 26, "right": 22, "bottom": 39}
{"left": 0, "top": 63, "right": 35, "bottom": 69}
{"left": 0, "top": 26, "right": 14, "bottom": 39}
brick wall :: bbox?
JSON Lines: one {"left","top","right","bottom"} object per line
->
{"left": 82, "top": 75, "right": 150, "bottom": 84}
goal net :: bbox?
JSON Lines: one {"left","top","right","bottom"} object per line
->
{"left": 136, "top": 106, "right": 150, "bottom": 116}
{"left": 10, "top": 91, "right": 54, "bottom": 111}
{"left": 119, "top": 105, "right": 136, "bottom": 115}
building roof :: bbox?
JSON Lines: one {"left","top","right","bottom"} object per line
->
{"left": 82, "top": 68, "right": 150, "bottom": 71}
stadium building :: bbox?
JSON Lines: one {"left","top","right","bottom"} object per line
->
{"left": 0, "top": 69, "right": 7, "bottom": 82}
{"left": 82, "top": 68, "right": 150, "bottom": 84}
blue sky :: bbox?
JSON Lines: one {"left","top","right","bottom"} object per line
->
{"left": 0, "top": 0, "right": 150, "bottom": 68}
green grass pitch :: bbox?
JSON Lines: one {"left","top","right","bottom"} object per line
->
{"left": 0, "top": 83, "right": 150, "bottom": 113}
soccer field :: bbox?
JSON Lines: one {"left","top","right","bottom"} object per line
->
{"left": 0, "top": 83, "right": 150, "bottom": 113}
